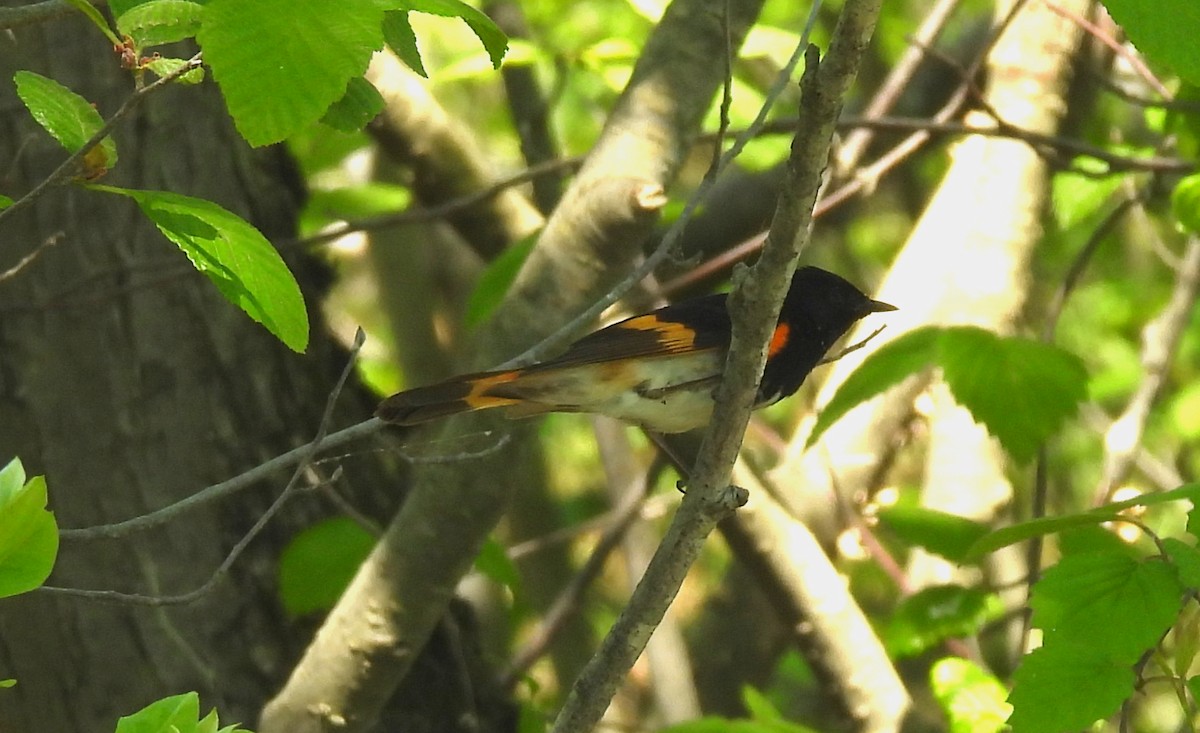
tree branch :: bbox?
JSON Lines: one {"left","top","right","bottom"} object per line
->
{"left": 549, "top": 0, "right": 883, "bottom": 728}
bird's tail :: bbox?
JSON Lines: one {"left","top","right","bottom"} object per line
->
{"left": 375, "top": 369, "right": 529, "bottom": 425}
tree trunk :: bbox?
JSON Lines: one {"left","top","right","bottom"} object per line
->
{"left": 0, "top": 18, "right": 403, "bottom": 731}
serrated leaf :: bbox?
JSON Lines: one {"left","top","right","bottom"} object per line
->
{"left": 90, "top": 185, "right": 309, "bottom": 352}
{"left": 473, "top": 536, "right": 520, "bottom": 592}
{"left": 13, "top": 71, "right": 117, "bottom": 175}
{"left": 808, "top": 326, "right": 941, "bottom": 446}
{"left": 198, "top": 0, "right": 385, "bottom": 146}
{"left": 465, "top": 234, "right": 537, "bottom": 329}
{"left": 939, "top": 327, "right": 1087, "bottom": 463}
{"left": 886, "top": 585, "right": 1003, "bottom": 658}
{"left": 930, "top": 657, "right": 1010, "bottom": 733}
{"left": 278, "top": 517, "right": 376, "bottom": 617}
{"left": 1007, "top": 642, "right": 1133, "bottom": 733}
{"left": 1030, "top": 551, "right": 1183, "bottom": 662}
{"left": 143, "top": 57, "right": 205, "bottom": 85}
{"left": 876, "top": 505, "right": 990, "bottom": 563}
{"left": 397, "top": 0, "right": 508, "bottom": 69}
{"left": 117, "top": 0, "right": 204, "bottom": 47}
{"left": 382, "top": 10, "right": 426, "bottom": 77}
{"left": 1172, "top": 173, "right": 1200, "bottom": 235}
{"left": 1100, "top": 0, "right": 1200, "bottom": 87}
{"left": 0, "top": 458, "right": 58, "bottom": 599}
{"left": 321, "top": 77, "right": 385, "bottom": 133}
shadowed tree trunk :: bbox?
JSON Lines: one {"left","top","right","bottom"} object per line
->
{"left": 0, "top": 17, "right": 418, "bottom": 731}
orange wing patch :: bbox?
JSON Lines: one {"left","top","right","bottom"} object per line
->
{"left": 619, "top": 315, "right": 697, "bottom": 353}
{"left": 463, "top": 370, "right": 525, "bottom": 410}
{"left": 768, "top": 322, "right": 791, "bottom": 358}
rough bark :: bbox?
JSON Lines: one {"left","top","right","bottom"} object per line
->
{"left": 260, "top": 1, "right": 768, "bottom": 731}
{"left": 0, "top": 19, "right": 403, "bottom": 732}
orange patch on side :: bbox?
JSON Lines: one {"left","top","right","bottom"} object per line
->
{"left": 463, "top": 370, "right": 524, "bottom": 410}
{"left": 620, "top": 315, "right": 696, "bottom": 352}
{"left": 768, "top": 322, "right": 791, "bottom": 358}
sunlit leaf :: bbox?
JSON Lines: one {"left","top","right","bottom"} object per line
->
{"left": 0, "top": 459, "right": 58, "bottom": 599}
{"left": 90, "top": 185, "right": 309, "bottom": 352}
{"left": 116, "top": 0, "right": 204, "bottom": 47}
{"left": 1030, "top": 551, "right": 1183, "bottom": 662}
{"left": 198, "top": 0, "right": 384, "bottom": 146}
{"left": 930, "top": 657, "right": 1010, "bottom": 733}
{"left": 14, "top": 71, "right": 117, "bottom": 175}
{"left": 1101, "top": 0, "right": 1200, "bottom": 86}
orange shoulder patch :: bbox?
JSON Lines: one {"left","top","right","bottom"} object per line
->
{"left": 619, "top": 315, "right": 697, "bottom": 353}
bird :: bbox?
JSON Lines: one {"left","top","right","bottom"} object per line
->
{"left": 376, "top": 266, "right": 896, "bottom": 433}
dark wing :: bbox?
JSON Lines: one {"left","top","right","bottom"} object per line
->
{"left": 528, "top": 293, "right": 732, "bottom": 371}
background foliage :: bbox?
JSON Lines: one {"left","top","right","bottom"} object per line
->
{"left": 1, "top": 0, "right": 1200, "bottom": 732}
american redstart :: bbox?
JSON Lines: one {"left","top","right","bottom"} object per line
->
{"left": 376, "top": 266, "right": 896, "bottom": 433}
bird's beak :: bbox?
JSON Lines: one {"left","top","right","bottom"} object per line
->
{"left": 866, "top": 299, "right": 898, "bottom": 313}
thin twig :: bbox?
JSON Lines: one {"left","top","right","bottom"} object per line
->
{"left": 43, "top": 329, "right": 366, "bottom": 604}
{"left": 549, "top": 0, "right": 881, "bottom": 725}
{"left": 60, "top": 331, "right": 377, "bottom": 542}
{"left": 0, "top": 232, "right": 62, "bottom": 283}
{"left": 0, "top": 53, "right": 205, "bottom": 230}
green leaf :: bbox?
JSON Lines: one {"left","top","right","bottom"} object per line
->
{"left": 114, "top": 693, "right": 251, "bottom": 733}
{"left": 1051, "top": 170, "right": 1124, "bottom": 231}
{"left": 465, "top": 234, "right": 537, "bottom": 329}
{"left": 808, "top": 326, "right": 941, "bottom": 446}
{"left": 1007, "top": 642, "right": 1133, "bottom": 733}
{"left": 278, "top": 518, "right": 376, "bottom": 617}
{"left": 89, "top": 185, "right": 309, "bottom": 352}
{"left": 875, "top": 505, "right": 990, "bottom": 563}
{"left": 1163, "top": 537, "right": 1200, "bottom": 589}
{"left": 115, "top": 692, "right": 197, "bottom": 733}
{"left": 116, "top": 0, "right": 204, "bottom": 48}
{"left": 1030, "top": 551, "right": 1183, "bottom": 662}
{"left": 62, "top": 0, "right": 122, "bottom": 44}
{"left": 1100, "top": 0, "right": 1200, "bottom": 86}
{"left": 929, "top": 657, "right": 1010, "bottom": 733}
{"left": 741, "top": 685, "right": 783, "bottom": 722}
{"left": 0, "top": 194, "right": 13, "bottom": 210}
{"left": 143, "top": 57, "right": 205, "bottom": 85}
{"left": 382, "top": 11, "right": 427, "bottom": 77}
{"left": 967, "top": 483, "right": 1200, "bottom": 559}
{"left": 886, "top": 585, "right": 1003, "bottom": 658}
{"left": 320, "top": 77, "right": 385, "bottom": 133}
{"left": 13, "top": 71, "right": 118, "bottom": 174}
{"left": 473, "top": 536, "right": 520, "bottom": 592}
{"left": 1175, "top": 601, "right": 1200, "bottom": 677}
{"left": 0, "top": 458, "right": 58, "bottom": 599}
{"left": 198, "top": 0, "right": 385, "bottom": 146}
{"left": 938, "top": 327, "right": 1088, "bottom": 463}
{"left": 1171, "top": 173, "right": 1200, "bottom": 235}
{"left": 397, "top": 0, "right": 508, "bottom": 69}
{"left": 0, "top": 678, "right": 14, "bottom": 688}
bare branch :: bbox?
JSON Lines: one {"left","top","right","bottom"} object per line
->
{"left": 549, "top": 0, "right": 883, "bottom": 728}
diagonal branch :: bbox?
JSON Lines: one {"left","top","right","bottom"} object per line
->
{"left": 549, "top": 2, "right": 884, "bottom": 729}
